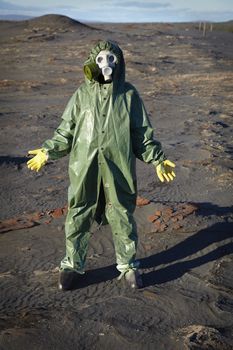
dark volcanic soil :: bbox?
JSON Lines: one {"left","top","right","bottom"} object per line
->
{"left": 0, "top": 15, "right": 233, "bottom": 350}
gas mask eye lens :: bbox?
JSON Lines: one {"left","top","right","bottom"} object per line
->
{"left": 108, "top": 55, "right": 115, "bottom": 63}
{"left": 97, "top": 56, "right": 103, "bottom": 63}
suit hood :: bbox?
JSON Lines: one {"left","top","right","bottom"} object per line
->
{"left": 84, "top": 40, "right": 125, "bottom": 90}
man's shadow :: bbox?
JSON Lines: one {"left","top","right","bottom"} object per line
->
{"left": 70, "top": 204, "right": 233, "bottom": 289}
{"left": 140, "top": 221, "right": 233, "bottom": 287}
{"left": 71, "top": 264, "right": 119, "bottom": 290}
{"left": 0, "top": 155, "right": 28, "bottom": 167}
{"left": 139, "top": 203, "right": 233, "bottom": 287}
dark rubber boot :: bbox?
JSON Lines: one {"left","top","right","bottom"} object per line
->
{"left": 58, "top": 269, "right": 80, "bottom": 291}
{"left": 124, "top": 270, "right": 143, "bottom": 289}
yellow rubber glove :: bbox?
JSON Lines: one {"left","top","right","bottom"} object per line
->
{"left": 27, "top": 148, "right": 48, "bottom": 172}
{"left": 156, "top": 160, "right": 176, "bottom": 183}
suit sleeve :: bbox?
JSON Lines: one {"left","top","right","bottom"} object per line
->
{"left": 42, "top": 91, "right": 78, "bottom": 160}
{"left": 130, "top": 89, "right": 166, "bottom": 166}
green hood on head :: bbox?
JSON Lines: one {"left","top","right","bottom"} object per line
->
{"left": 84, "top": 40, "right": 125, "bottom": 89}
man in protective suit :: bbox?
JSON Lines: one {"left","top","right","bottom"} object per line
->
{"left": 27, "top": 40, "right": 176, "bottom": 290}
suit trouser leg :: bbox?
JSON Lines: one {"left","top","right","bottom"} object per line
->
{"left": 60, "top": 202, "right": 96, "bottom": 273}
{"left": 105, "top": 202, "right": 138, "bottom": 273}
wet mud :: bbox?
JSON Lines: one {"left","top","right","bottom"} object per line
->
{"left": 0, "top": 15, "right": 233, "bottom": 349}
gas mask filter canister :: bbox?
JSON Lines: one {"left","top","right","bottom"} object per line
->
{"left": 83, "top": 62, "right": 101, "bottom": 81}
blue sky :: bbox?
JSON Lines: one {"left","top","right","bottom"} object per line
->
{"left": 0, "top": 0, "right": 233, "bottom": 22}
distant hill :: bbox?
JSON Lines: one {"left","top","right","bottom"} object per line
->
{"left": 23, "top": 14, "right": 89, "bottom": 30}
{"left": 0, "top": 14, "right": 90, "bottom": 30}
{"left": 0, "top": 14, "right": 92, "bottom": 43}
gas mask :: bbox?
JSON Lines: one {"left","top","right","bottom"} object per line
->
{"left": 95, "top": 50, "right": 117, "bottom": 82}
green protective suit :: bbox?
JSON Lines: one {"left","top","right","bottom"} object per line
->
{"left": 42, "top": 40, "right": 166, "bottom": 274}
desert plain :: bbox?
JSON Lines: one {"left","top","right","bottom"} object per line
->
{"left": 0, "top": 15, "right": 233, "bottom": 349}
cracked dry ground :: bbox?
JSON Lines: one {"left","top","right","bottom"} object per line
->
{"left": 0, "top": 18, "right": 233, "bottom": 349}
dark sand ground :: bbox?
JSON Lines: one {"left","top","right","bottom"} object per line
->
{"left": 0, "top": 15, "right": 233, "bottom": 349}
